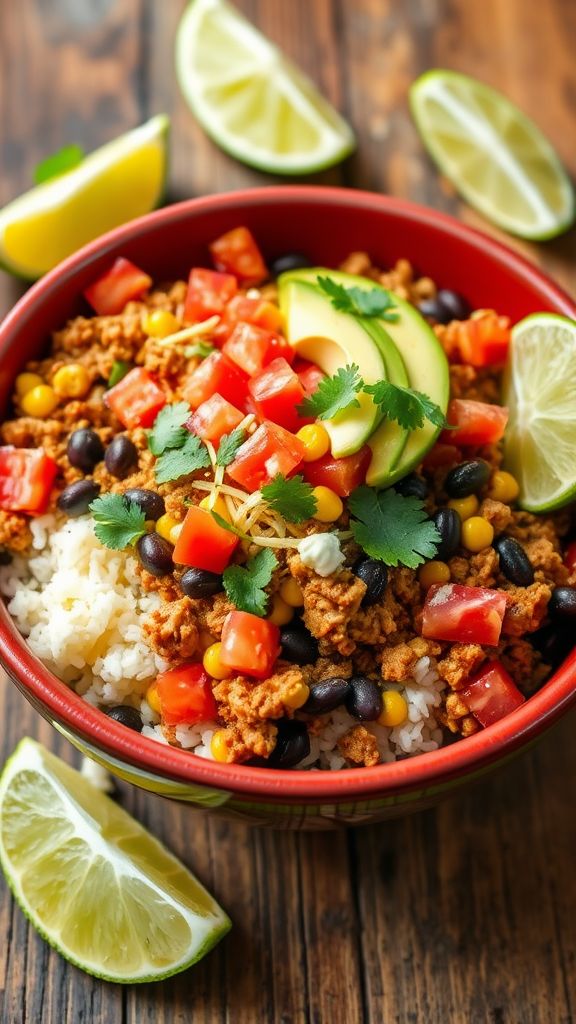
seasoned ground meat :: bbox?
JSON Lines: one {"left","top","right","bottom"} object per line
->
{"left": 213, "top": 665, "right": 309, "bottom": 723}
{"left": 437, "top": 644, "right": 486, "bottom": 690}
{"left": 220, "top": 721, "right": 278, "bottom": 762}
{"left": 380, "top": 637, "right": 442, "bottom": 682}
{"left": 288, "top": 556, "right": 366, "bottom": 656}
{"left": 502, "top": 582, "right": 551, "bottom": 636}
{"left": 338, "top": 725, "right": 380, "bottom": 767}
{"left": 142, "top": 596, "right": 200, "bottom": 660}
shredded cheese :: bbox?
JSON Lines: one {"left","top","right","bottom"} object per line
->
{"left": 156, "top": 317, "right": 220, "bottom": 347}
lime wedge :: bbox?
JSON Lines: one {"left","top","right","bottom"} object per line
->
{"left": 503, "top": 313, "right": 576, "bottom": 512}
{"left": 175, "top": 0, "right": 355, "bottom": 175}
{"left": 0, "top": 739, "right": 231, "bottom": 982}
{"left": 410, "top": 70, "right": 575, "bottom": 240}
{"left": 0, "top": 115, "right": 169, "bottom": 279}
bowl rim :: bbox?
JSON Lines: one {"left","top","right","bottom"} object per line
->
{"left": 1, "top": 184, "right": 575, "bottom": 802}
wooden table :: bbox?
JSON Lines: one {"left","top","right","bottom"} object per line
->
{"left": 1, "top": 2, "right": 576, "bottom": 1021}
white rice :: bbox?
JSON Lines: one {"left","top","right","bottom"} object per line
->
{"left": 0, "top": 514, "right": 446, "bottom": 769}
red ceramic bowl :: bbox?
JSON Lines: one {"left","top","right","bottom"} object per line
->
{"left": 1, "top": 187, "right": 575, "bottom": 829}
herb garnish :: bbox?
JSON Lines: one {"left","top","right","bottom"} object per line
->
{"left": 107, "top": 361, "right": 132, "bottom": 389}
{"left": 317, "top": 276, "right": 399, "bottom": 322}
{"left": 89, "top": 493, "right": 146, "bottom": 550}
{"left": 147, "top": 401, "right": 191, "bottom": 456}
{"left": 216, "top": 428, "right": 247, "bottom": 468}
{"left": 363, "top": 380, "right": 448, "bottom": 430}
{"left": 184, "top": 340, "right": 215, "bottom": 360}
{"left": 347, "top": 488, "right": 440, "bottom": 568}
{"left": 154, "top": 433, "right": 211, "bottom": 484}
{"left": 297, "top": 363, "right": 364, "bottom": 420}
{"left": 222, "top": 548, "right": 278, "bottom": 616}
{"left": 260, "top": 474, "right": 317, "bottom": 523}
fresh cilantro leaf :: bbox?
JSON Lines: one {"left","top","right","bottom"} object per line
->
{"left": 89, "top": 493, "right": 146, "bottom": 550}
{"left": 216, "top": 428, "right": 247, "bottom": 467}
{"left": 261, "top": 474, "right": 317, "bottom": 523}
{"left": 185, "top": 340, "right": 215, "bottom": 359}
{"left": 316, "top": 275, "right": 399, "bottom": 322}
{"left": 348, "top": 487, "right": 440, "bottom": 569}
{"left": 210, "top": 511, "right": 249, "bottom": 540}
{"left": 107, "top": 360, "right": 132, "bottom": 389}
{"left": 297, "top": 363, "right": 364, "bottom": 421}
{"left": 34, "top": 143, "right": 84, "bottom": 185}
{"left": 154, "top": 433, "right": 210, "bottom": 484}
{"left": 148, "top": 402, "right": 191, "bottom": 456}
{"left": 223, "top": 548, "right": 278, "bottom": 617}
{"left": 364, "top": 380, "right": 448, "bottom": 430}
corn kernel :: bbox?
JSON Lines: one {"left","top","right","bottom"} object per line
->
{"left": 210, "top": 729, "right": 231, "bottom": 763}
{"left": 146, "top": 683, "right": 161, "bottom": 715}
{"left": 461, "top": 516, "right": 494, "bottom": 552}
{"left": 418, "top": 560, "right": 451, "bottom": 588}
{"left": 296, "top": 423, "right": 331, "bottom": 462}
{"left": 144, "top": 309, "right": 180, "bottom": 338}
{"left": 284, "top": 681, "right": 311, "bottom": 710}
{"left": 279, "top": 577, "right": 304, "bottom": 608}
{"left": 156, "top": 513, "right": 179, "bottom": 542}
{"left": 312, "top": 485, "right": 343, "bottom": 523}
{"left": 447, "top": 494, "right": 479, "bottom": 521}
{"left": 52, "top": 363, "right": 91, "bottom": 399}
{"left": 488, "top": 470, "right": 519, "bottom": 504}
{"left": 21, "top": 384, "right": 58, "bottom": 418}
{"left": 15, "top": 372, "right": 43, "bottom": 397}
{"left": 268, "top": 594, "right": 294, "bottom": 626}
{"left": 198, "top": 630, "right": 217, "bottom": 652}
{"left": 199, "top": 494, "right": 230, "bottom": 521}
{"left": 203, "top": 641, "right": 232, "bottom": 680}
{"left": 378, "top": 690, "right": 408, "bottom": 728}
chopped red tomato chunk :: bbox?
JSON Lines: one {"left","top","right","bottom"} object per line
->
{"left": 294, "top": 359, "right": 326, "bottom": 397}
{"left": 460, "top": 660, "right": 525, "bottom": 727}
{"left": 220, "top": 611, "right": 280, "bottom": 679}
{"left": 155, "top": 663, "right": 217, "bottom": 725}
{"left": 0, "top": 447, "right": 58, "bottom": 514}
{"left": 421, "top": 583, "right": 507, "bottom": 645}
{"left": 172, "top": 506, "right": 239, "bottom": 573}
{"left": 227, "top": 422, "right": 305, "bottom": 491}
{"left": 83, "top": 258, "right": 152, "bottom": 316}
{"left": 187, "top": 393, "right": 244, "bottom": 444}
{"left": 248, "top": 357, "right": 306, "bottom": 433}
{"left": 209, "top": 226, "right": 268, "bottom": 285}
{"left": 105, "top": 367, "right": 166, "bottom": 429}
{"left": 183, "top": 351, "right": 249, "bottom": 410}
{"left": 422, "top": 443, "right": 462, "bottom": 470}
{"left": 441, "top": 399, "right": 509, "bottom": 447}
{"left": 302, "top": 447, "right": 371, "bottom": 497}
{"left": 184, "top": 268, "right": 237, "bottom": 323}
{"left": 565, "top": 541, "right": 576, "bottom": 574}
{"left": 212, "top": 296, "right": 285, "bottom": 346}
{"left": 223, "top": 322, "right": 294, "bottom": 377}
{"left": 453, "top": 312, "right": 511, "bottom": 367}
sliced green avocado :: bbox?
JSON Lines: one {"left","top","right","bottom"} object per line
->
{"left": 283, "top": 279, "right": 387, "bottom": 458}
{"left": 279, "top": 268, "right": 450, "bottom": 484}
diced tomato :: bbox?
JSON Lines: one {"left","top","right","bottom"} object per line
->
{"left": 172, "top": 506, "right": 239, "bottom": 573}
{"left": 441, "top": 399, "right": 509, "bottom": 447}
{"left": 212, "top": 296, "right": 284, "bottom": 346}
{"left": 459, "top": 660, "right": 525, "bottom": 727}
{"left": 83, "top": 258, "right": 152, "bottom": 316}
{"left": 187, "top": 393, "right": 244, "bottom": 444}
{"left": 422, "top": 583, "right": 507, "bottom": 645}
{"left": 184, "top": 268, "right": 238, "bottom": 323}
{"left": 248, "top": 358, "right": 306, "bottom": 433}
{"left": 0, "top": 447, "right": 58, "bottom": 514}
{"left": 223, "top": 322, "right": 294, "bottom": 377}
{"left": 565, "top": 541, "right": 576, "bottom": 574}
{"left": 155, "top": 663, "right": 217, "bottom": 726}
{"left": 105, "top": 367, "right": 166, "bottom": 429}
{"left": 302, "top": 447, "right": 371, "bottom": 497}
{"left": 209, "top": 226, "right": 268, "bottom": 285}
{"left": 220, "top": 611, "right": 280, "bottom": 679}
{"left": 422, "top": 443, "right": 462, "bottom": 470}
{"left": 453, "top": 312, "right": 511, "bottom": 367}
{"left": 227, "top": 422, "right": 305, "bottom": 491}
{"left": 182, "top": 351, "right": 249, "bottom": 410}
{"left": 294, "top": 359, "right": 326, "bottom": 397}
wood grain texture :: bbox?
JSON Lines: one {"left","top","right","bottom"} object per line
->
{"left": 1, "top": 1, "right": 576, "bottom": 1022}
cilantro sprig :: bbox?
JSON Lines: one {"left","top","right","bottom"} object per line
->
{"left": 148, "top": 401, "right": 191, "bottom": 456}
{"left": 216, "top": 428, "right": 247, "bottom": 468}
{"left": 222, "top": 548, "right": 278, "bottom": 616}
{"left": 261, "top": 474, "right": 317, "bottom": 523}
{"left": 297, "top": 363, "right": 363, "bottom": 421}
{"left": 90, "top": 493, "right": 146, "bottom": 550}
{"left": 347, "top": 488, "right": 440, "bottom": 569}
{"left": 154, "top": 433, "right": 211, "bottom": 484}
{"left": 363, "top": 380, "right": 448, "bottom": 430}
{"left": 317, "top": 276, "right": 399, "bottom": 322}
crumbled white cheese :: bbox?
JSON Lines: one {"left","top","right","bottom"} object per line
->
{"left": 80, "top": 756, "right": 115, "bottom": 793}
{"left": 298, "top": 533, "right": 345, "bottom": 577}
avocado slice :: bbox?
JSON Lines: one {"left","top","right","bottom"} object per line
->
{"left": 279, "top": 269, "right": 449, "bottom": 484}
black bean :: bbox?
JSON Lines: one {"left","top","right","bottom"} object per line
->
{"left": 354, "top": 558, "right": 388, "bottom": 607}
{"left": 105, "top": 705, "right": 143, "bottom": 731}
{"left": 494, "top": 536, "right": 535, "bottom": 586}
{"left": 549, "top": 586, "right": 576, "bottom": 620}
{"left": 123, "top": 487, "right": 165, "bottom": 521}
{"left": 436, "top": 289, "right": 471, "bottom": 322}
{"left": 345, "top": 676, "right": 383, "bottom": 721}
{"left": 302, "top": 677, "right": 351, "bottom": 714}
{"left": 137, "top": 532, "right": 174, "bottom": 577}
{"left": 270, "top": 252, "right": 312, "bottom": 278}
{"left": 280, "top": 624, "right": 319, "bottom": 665}
{"left": 180, "top": 567, "right": 223, "bottom": 598}
{"left": 104, "top": 435, "right": 138, "bottom": 479}
{"left": 0, "top": 549, "right": 12, "bottom": 566}
{"left": 67, "top": 428, "right": 105, "bottom": 472}
{"left": 57, "top": 479, "right": 100, "bottom": 517}
{"left": 268, "top": 720, "right": 310, "bottom": 769}
{"left": 394, "top": 473, "right": 428, "bottom": 500}
{"left": 445, "top": 459, "right": 490, "bottom": 498}
{"left": 417, "top": 296, "right": 453, "bottom": 325}
{"left": 531, "top": 622, "right": 574, "bottom": 670}
{"left": 432, "top": 508, "right": 461, "bottom": 559}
